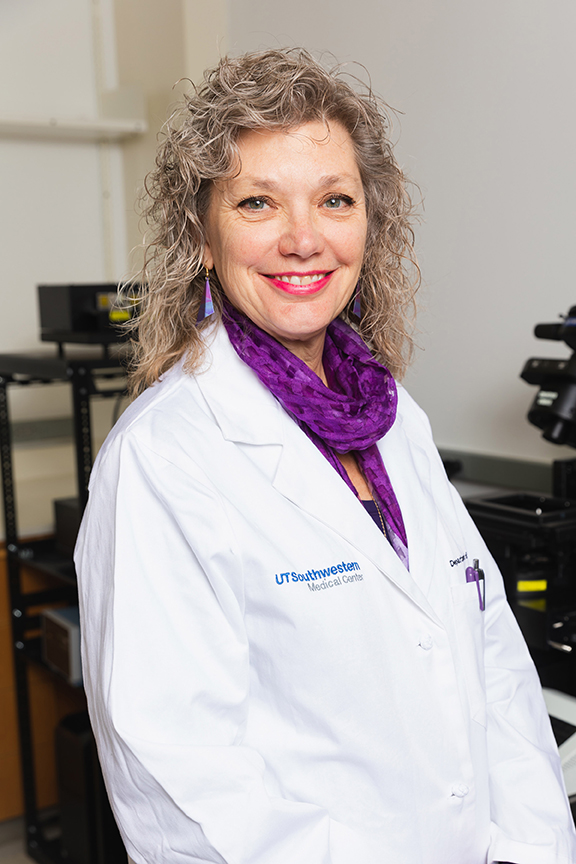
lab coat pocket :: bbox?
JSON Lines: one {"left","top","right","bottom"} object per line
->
{"left": 451, "top": 581, "right": 487, "bottom": 727}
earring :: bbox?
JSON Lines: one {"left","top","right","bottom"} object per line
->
{"left": 352, "top": 283, "right": 361, "bottom": 318}
{"left": 197, "top": 266, "right": 215, "bottom": 322}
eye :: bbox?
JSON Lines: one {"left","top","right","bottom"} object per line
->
{"left": 323, "top": 194, "right": 354, "bottom": 210}
{"left": 239, "top": 196, "right": 270, "bottom": 211}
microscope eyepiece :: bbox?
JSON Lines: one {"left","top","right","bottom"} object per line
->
{"left": 522, "top": 306, "right": 576, "bottom": 450}
{"left": 535, "top": 323, "right": 563, "bottom": 341}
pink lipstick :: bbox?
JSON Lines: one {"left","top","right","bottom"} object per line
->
{"left": 264, "top": 271, "right": 333, "bottom": 295}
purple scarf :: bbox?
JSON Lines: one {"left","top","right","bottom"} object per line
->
{"left": 222, "top": 303, "right": 408, "bottom": 562}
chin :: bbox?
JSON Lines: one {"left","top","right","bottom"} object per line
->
{"left": 269, "top": 313, "right": 335, "bottom": 343}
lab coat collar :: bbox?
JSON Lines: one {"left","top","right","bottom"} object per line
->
{"left": 196, "top": 322, "right": 285, "bottom": 446}
{"left": 196, "top": 323, "right": 442, "bottom": 624}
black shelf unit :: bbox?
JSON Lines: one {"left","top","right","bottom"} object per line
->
{"left": 0, "top": 347, "right": 127, "bottom": 863}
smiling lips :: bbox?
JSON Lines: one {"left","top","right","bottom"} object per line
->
{"left": 264, "top": 271, "right": 333, "bottom": 295}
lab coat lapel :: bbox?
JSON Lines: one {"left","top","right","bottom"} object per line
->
{"left": 272, "top": 410, "right": 443, "bottom": 625}
{"left": 195, "top": 323, "right": 284, "bottom": 445}
{"left": 377, "top": 418, "right": 439, "bottom": 600}
{"left": 197, "top": 324, "right": 441, "bottom": 624}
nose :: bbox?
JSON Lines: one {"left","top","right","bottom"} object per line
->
{"left": 278, "top": 208, "right": 324, "bottom": 259}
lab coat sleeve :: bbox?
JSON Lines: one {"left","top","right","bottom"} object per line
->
{"left": 76, "top": 432, "right": 338, "bottom": 864}
{"left": 447, "top": 482, "right": 576, "bottom": 864}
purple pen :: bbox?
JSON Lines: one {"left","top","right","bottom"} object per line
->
{"left": 466, "top": 559, "right": 485, "bottom": 611}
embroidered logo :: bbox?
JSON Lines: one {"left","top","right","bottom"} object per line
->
{"left": 274, "top": 561, "right": 363, "bottom": 589}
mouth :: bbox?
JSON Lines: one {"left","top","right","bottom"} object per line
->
{"left": 264, "top": 271, "right": 333, "bottom": 295}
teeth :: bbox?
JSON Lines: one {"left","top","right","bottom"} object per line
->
{"left": 275, "top": 273, "right": 326, "bottom": 285}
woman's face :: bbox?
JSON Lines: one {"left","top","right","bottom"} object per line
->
{"left": 203, "top": 120, "right": 367, "bottom": 363}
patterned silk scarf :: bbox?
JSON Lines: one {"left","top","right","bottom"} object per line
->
{"left": 222, "top": 302, "right": 409, "bottom": 567}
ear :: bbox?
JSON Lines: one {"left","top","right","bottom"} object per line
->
{"left": 203, "top": 243, "right": 214, "bottom": 271}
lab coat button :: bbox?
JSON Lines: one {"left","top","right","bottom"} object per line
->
{"left": 419, "top": 635, "right": 433, "bottom": 650}
{"left": 451, "top": 784, "right": 469, "bottom": 798}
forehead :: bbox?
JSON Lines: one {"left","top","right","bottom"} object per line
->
{"left": 228, "top": 120, "right": 361, "bottom": 184}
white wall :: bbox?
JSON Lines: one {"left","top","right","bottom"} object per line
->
{"left": 227, "top": 0, "right": 576, "bottom": 464}
{"left": 0, "top": 0, "right": 127, "bottom": 423}
{"left": 0, "top": 0, "right": 128, "bottom": 536}
{"left": 114, "top": 0, "right": 187, "bottom": 260}
{"left": 183, "top": 0, "right": 228, "bottom": 82}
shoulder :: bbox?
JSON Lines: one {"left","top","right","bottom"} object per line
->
{"left": 391, "top": 382, "right": 455, "bottom": 492}
{"left": 90, "top": 321, "right": 280, "bottom": 485}
{"left": 395, "top": 382, "right": 435, "bottom": 444}
{"left": 92, "top": 361, "right": 200, "bottom": 467}
{"left": 90, "top": 325, "right": 222, "bottom": 482}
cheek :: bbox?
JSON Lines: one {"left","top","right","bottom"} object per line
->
{"left": 336, "top": 226, "right": 367, "bottom": 266}
{"left": 219, "top": 228, "right": 276, "bottom": 273}
{"left": 325, "top": 212, "right": 367, "bottom": 253}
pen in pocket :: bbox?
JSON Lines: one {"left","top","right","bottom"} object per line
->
{"left": 466, "top": 559, "right": 485, "bottom": 611}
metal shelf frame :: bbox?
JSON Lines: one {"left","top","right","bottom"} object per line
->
{"left": 0, "top": 346, "right": 127, "bottom": 863}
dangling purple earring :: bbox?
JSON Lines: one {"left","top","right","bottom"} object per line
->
{"left": 352, "top": 282, "right": 361, "bottom": 318}
{"left": 197, "top": 266, "right": 215, "bottom": 322}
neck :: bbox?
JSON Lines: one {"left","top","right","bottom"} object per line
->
{"left": 275, "top": 331, "right": 328, "bottom": 386}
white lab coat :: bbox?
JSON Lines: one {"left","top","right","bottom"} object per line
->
{"left": 76, "top": 322, "right": 576, "bottom": 864}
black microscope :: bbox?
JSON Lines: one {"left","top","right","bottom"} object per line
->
{"left": 465, "top": 306, "right": 576, "bottom": 697}
{"left": 466, "top": 306, "right": 576, "bottom": 800}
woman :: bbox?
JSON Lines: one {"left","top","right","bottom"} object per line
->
{"left": 76, "top": 49, "right": 576, "bottom": 864}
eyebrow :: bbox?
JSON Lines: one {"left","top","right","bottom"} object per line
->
{"left": 235, "top": 174, "right": 362, "bottom": 190}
